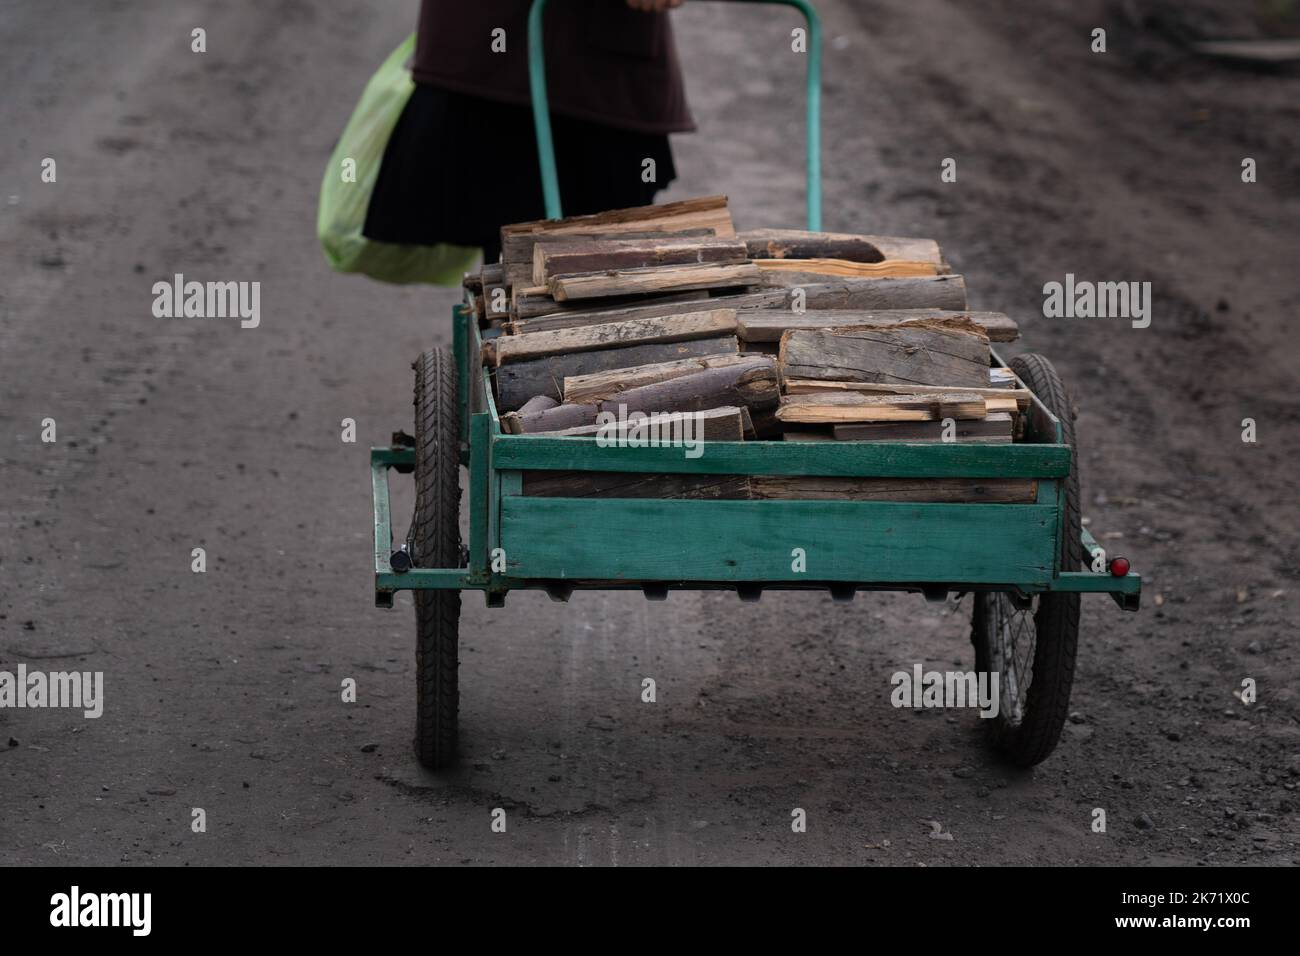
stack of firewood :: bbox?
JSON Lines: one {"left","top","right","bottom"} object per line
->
{"left": 458, "top": 197, "right": 1041, "bottom": 502}
{"left": 464, "top": 195, "right": 1027, "bottom": 447}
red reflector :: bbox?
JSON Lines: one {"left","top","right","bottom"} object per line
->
{"left": 1109, "top": 556, "right": 1130, "bottom": 577}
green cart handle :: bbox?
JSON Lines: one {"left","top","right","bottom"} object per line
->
{"left": 527, "top": 0, "right": 822, "bottom": 230}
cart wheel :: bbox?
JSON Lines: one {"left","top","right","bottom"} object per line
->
{"left": 971, "top": 354, "right": 1082, "bottom": 767}
{"left": 409, "top": 348, "right": 462, "bottom": 770}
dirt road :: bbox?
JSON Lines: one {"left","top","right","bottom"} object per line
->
{"left": 2, "top": 0, "right": 1297, "bottom": 865}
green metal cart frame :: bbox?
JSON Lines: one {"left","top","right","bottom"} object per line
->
{"left": 369, "top": 0, "right": 1141, "bottom": 770}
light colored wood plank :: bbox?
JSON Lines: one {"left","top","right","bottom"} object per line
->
{"left": 776, "top": 391, "right": 988, "bottom": 424}
{"left": 782, "top": 378, "right": 1030, "bottom": 410}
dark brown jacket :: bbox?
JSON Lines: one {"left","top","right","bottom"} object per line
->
{"left": 412, "top": 0, "right": 695, "bottom": 134}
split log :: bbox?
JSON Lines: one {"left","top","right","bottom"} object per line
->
{"left": 509, "top": 279, "right": 973, "bottom": 331}
{"left": 544, "top": 406, "right": 750, "bottom": 441}
{"left": 741, "top": 229, "right": 945, "bottom": 268}
{"left": 513, "top": 288, "right": 710, "bottom": 322}
{"left": 766, "top": 275, "right": 968, "bottom": 311}
{"left": 518, "top": 395, "right": 559, "bottom": 415}
{"left": 749, "top": 476, "right": 1036, "bottom": 503}
{"left": 501, "top": 195, "right": 734, "bottom": 288}
{"left": 523, "top": 471, "right": 753, "bottom": 499}
{"left": 493, "top": 309, "right": 738, "bottom": 366}
{"left": 503, "top": 195, "right": 733, "bottom": 241}
{"left": 533, "top": 236, "right": 748, "bottom": 286}
{"left": 776, "top": 391, "right": 988, "bottom": 424}
{"left": 495, "top": 335, "right": 740, "bottom": 411}
{"left": 509, "top": 358, "right": 776, "bottom": 433}
{"left": 753, "top": 259, "right": 938, "bottom": 279}
{"left": 563, "top": 353, "right": 760, "bottom": 404}
{"left": 989, "top": 367, "right": 1017, "bottom": 388}
{"left": 737, "top": 308, "right": 1018, "bottom": 343}
{"left": 778, "top": 318, "right": 991, "bottom": 389}
{"left": 549, "top": 262, "right": 764, "bottom": 302}
{"left": 503, "top": 229, "right": 716, "bottom": 291}
{"left": 832, "top": 412, "right": 1014, "bottom": 442}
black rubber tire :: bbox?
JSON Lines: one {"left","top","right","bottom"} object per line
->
{"left": 409, "top": 348, "right": 462, "bottom": 770}
{"left": 971, "top": 353, "right": 1082, "bottom": 767}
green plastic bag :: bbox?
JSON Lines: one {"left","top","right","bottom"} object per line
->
{"left": 317, "top": 35, "right": 480, "bottom": 285}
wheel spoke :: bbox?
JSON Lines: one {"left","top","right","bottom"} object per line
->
{"left": 990, "top": 594, "right": 1037, "bottom": 727}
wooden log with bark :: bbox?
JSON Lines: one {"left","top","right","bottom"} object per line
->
{"left": 505, "top": 360, "right": 780, "bottom": 433}
{"left": 517, "top": 394, "right": 559, "bottom": 415}
{"left": 501, "top": 402, "right": 599, "bottom": 435}
{"left": 605, "top": 358, "right": 780, "bottom": 418}
{"left": 495, "top": 336, "right": 740, "bottom": 411}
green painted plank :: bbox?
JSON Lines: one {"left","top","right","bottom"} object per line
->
{"left": 1050, "top": 571, "right": 1141, "bottom": 594}
{"left": 491, "top": 435, "right": 1069, "bottom": 478}
{"left": 501, "top": 498, "right": 1058, "bottom": 583}
{"left": 468, "top": 412, "right": 490, "bottom": 575}
{"left": 372, "top": 447, "right": 415, "bottom": 467}
{"left": 377, "top": 568, "right": 477, "bottom": 591}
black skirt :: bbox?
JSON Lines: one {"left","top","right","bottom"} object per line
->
{"left": 363, "top": 85, "right": 678, "bottom": 261}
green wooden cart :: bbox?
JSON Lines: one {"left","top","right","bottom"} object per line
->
{"left": 369, "top": 0, "right": 1141, "bottom": 771}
